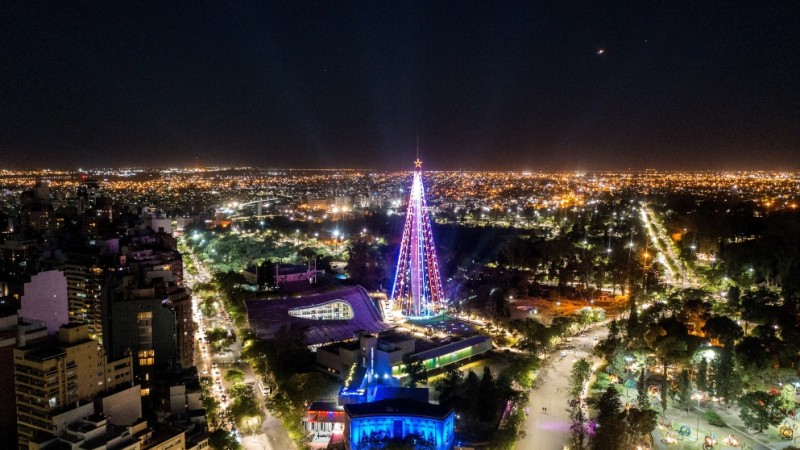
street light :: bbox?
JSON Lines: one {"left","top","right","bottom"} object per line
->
{"left": 691, "top": 392, "right": 703, "bottom": 441}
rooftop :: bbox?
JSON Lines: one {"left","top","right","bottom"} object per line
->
{"left": 411, "top": 335, "right": 491, "bottom": 361}
{"left": 344, "top": 399, "right": 453, "bottom": 420}
{"left": 245, "top": 286, "right": 390, "bottom": 345}
{"left": 308, "top": 402, "right": 344, "bottom": 412}
{"left": 23, "top": 345, "right": 66, "bottom": 362}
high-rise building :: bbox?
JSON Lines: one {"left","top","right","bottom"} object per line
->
{"left": 127, "top": 247, "right": 184, "bottom": 288}
{"left": 0, "top": 312, "right": 49, "bottom": 443}
{"left": 104, "top": 285, "right": 194, "bottom": 396}
{"left": 13, "top": 323, "right": 132, "bottom": 448}
{"left": 390, "top": 159, "right": 445, "bottom": 319}
{"left": 0, "top": 238, "right": 39, "bottom": 296}
{"left": 76, "top": 179, "right": 100, "bottom": 212}
{"left": 62, "top": 251, "right": 109, "bottom": 341}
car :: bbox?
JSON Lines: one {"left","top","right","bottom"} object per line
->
{"left": 560, "top": 351, "right": 567, "bottom": 358}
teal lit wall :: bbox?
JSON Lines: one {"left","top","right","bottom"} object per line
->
{"left": 392, "top": 339, "right": 492, "bottom": 376}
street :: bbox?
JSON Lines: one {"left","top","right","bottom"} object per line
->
{"left": 518, "top": 327, "right": 607, "bottom": 450}
{"left": 639, "top": 204, "right": 698, "bottom": 287}
{"left": 186, "top": 250, "right": 295, "bottom": 450}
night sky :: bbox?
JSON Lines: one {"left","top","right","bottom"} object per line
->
{"left": 1, "top": 2, "right": 798, "bottom": 170}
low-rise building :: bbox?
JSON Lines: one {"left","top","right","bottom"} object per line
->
{"left": 344, "top": 399, "right": 455, "bottom": 450}
{"left": 391, "top": 335, "right": 493, "bottom": 376}
{"left": 302, "top": 402, "right": 345, "bottom": 447}
{"left": 316, "top": 333, "right": 415, "bottom": 380}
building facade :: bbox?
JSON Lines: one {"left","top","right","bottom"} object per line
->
{"left": 344, "top": 399, "right": 454, "bottom": 450}
{"left": 13, "top": 323, "right": 132, "bottom": 448}
{"left": 0, "top": 313, "right": 49, "bottom": 443}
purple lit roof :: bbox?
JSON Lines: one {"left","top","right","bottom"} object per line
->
{"left": 244, "top": 286, "right": 390, "bottom": 345}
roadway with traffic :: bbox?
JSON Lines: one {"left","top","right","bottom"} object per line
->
{"left": 186, "top": 248, "right": 295, "bottom": 450}
{"left": 639, "top": 204, "right": 698, "bottom": 287}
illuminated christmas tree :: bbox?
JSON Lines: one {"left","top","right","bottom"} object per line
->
{"left": 390, "top": 157, "right": 445, "bottom": 319}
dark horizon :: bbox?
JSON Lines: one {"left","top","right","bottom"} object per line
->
{"left": 2, "top": 2, "right": 799, "bottom": 171}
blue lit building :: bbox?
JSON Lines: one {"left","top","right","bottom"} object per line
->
{"left": 330, "top": 334, "right": 456, "bottom": 449}
{"left": 344, "top": 399, "right": 455, "bottom": 450}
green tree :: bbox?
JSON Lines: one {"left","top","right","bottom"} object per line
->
{"left": 626, "top": 297, "right": 640, "bottom": 343}
{"left": 265, "top": 372, "right": 328, "bottom": 441}
{"left": 249, "top": 324, "right": 314, "bottom": 386}
{"left": 607, "top": 345, "right": 627, "bottom": 377}
{"left": 202, "top": 395, "right": 220, "bottom": 424}
{"left": 571, "top": 358, "right": 591, "bottom": 397}
{"left": 224, "top": 368, "right": 245, "bottom": 385}
{"left": 568, "top": 397, "right": 588, "bottom": 450}
{"left": 487, "top": 287, "right": 510, "bottom": 320}
{"left": 577, "top": 307, "right": 596, "bottom": 330}
{"left": 228, "top": 383, "right": 262, "bottom": 432}
{"left": 660, "top": 374, "right": 669, "bottom": 413}
{"left": 623, "top": 407, "right": 657, "bottom": 449}
{"left": 712, "top": 347, "right": 741, "bottom": 405}
{"left": 738, "top": 391, "right": 782, "bottom": 433}
{"left": 740, "top": 287, "right": 781, "bottom": 332}
{"left": 258, "top": 259, "right": 276, "bottom": 287}
{"left": 513, "top": 318, "right": 555, "bottom": 356}
{"left": 206, "top": 327, "right": 228, "bottom": 345}
{"left": 345, "top": 240, "right": 386, "bottom": 290}
{"left": 477, "top": 366, "right": 498, "bottom": 422}
{"left": 208, "top": 429, "right": 242, "bottom": 450}
{"left": 727, "top": 285, "right": 741, "bottom": 309}
{"left": 778, "top": 383, "right": 797, "bottom": 413}
{"left": 434, "top": 367, "right": 462, "bottom": 408}
{"left": 677, "top": 369, "right": 692, "bottom": 412}
{"left": 697, "top": 357, "right": 708, "bottom": 392}
{"left": 636, "top": 369, "right": 650, "bottom": 410}
{"left": 702, "top": 316, "right": 743, "bottom": 345}
{"left": 593, "top": 387, "right": 624, "bottom": 450}
{"left": 652, "top": 335, "right": 689, "bottom": 386}
{"left": 463, "top": 370, "right": 481, "bottom": 418}
{"left": 401, "top": 354, "right": 428, "bottom": 388}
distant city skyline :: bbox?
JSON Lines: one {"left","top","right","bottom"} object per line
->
{"left": 1, "top": 3, "right": 798, "bottom": 170}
